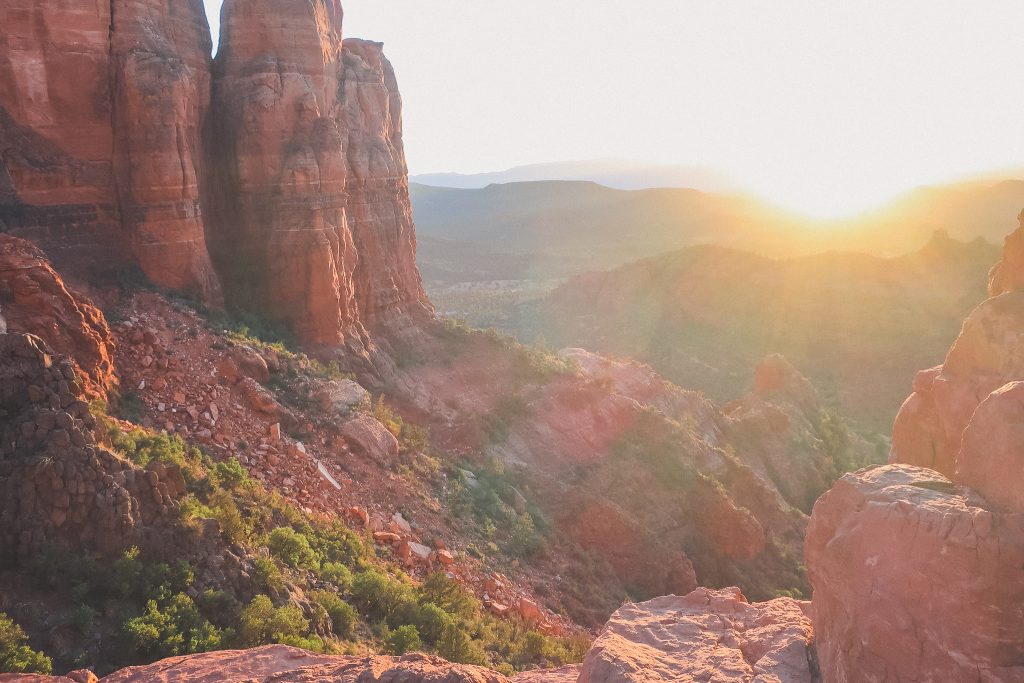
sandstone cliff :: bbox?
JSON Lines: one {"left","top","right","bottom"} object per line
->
{"left": 206, "top": 0, "right": 431, "bottom": 349}
{"left": 1, "top": 0, "right": 431, "bottom": 350}
{"left": 0, "top": 0, "right": 221, "bottom": 304}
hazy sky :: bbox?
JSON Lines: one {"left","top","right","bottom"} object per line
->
{"left": 203, "top": 1, "right": 1024, "bottom": 218}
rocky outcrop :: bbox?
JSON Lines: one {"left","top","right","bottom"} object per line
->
{"left": 892, "top": 212, "right": 1024, "bottom": 478}
{"left": 891, "top": 289, "right": 1024, "bottom": 477}
{"left": 805, "top": 465, "right": 1024, "bottom": 680}
{"left": 577, "top": 588, "right": 814, "bottom": 682}
{"left": 207, "top": 1, "right": 431, "bottom": 349}
{"left": 2, "top": 0, "right": 430, "bottom": 348}
{"left": 23, "top": 645, "right": 509, "bottom": 682}
{"left": 0, "top": 0, "right": 221, "bottom": 303}
{"left": 0, "top": 333, "right": 177, "bottom": 559}
{"left": 0, "top": 235, "right": 114, "bottom": 397}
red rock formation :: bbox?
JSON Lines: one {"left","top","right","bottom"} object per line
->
{"left": 110, "top": 0, "right": 222, "bottom": 302}
{"left": 96, "top": 645, "right": 507, "bottom": 682}
{"left": 208, "top": 1, "right": 431, "bottom": 348}
{"left": 957, "top": 381, "right": 1024, "bottom": 512}
{"left": 577, "top": 588, "right": 814, "bottom": 682}
{"left": 0, "top": 235, "right": 114, "bottom": 397}
{"left": 805, "top": 465, "right": 1024, "bottom": 680}
{"left": 892, "top": 276, "right": 1024, "bottom": 477}
{"left": 0, "top": 0, "right": 221, "bottom": 303}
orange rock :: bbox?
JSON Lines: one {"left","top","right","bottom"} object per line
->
{"left": 373, "top": 532, "right": 401, "bottom": 545}
{"left": 0, "top": 236, "right": 115, "bottom": 398}
{"left": 437, "top": 549, "right": 455, "bottom": 566}
{"left": 518, "top": 598, "right": 543, "bottom": 625}
{"left": 806, "top": 465, "right": 1024, "bottom": 680}
{"left": 577, "top": 588, "right": 813, "bottom": 682}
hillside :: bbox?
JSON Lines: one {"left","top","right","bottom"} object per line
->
{"left": 508, "top": 232, "right": 998, "bottom": 431}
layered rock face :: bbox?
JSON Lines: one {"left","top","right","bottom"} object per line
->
{"left": 0, "top": 235, "right": 115, "bottom": 397}
{"left": 806, "top": 465, "right": 1024, "bottom": 680}
{"left": 207, "top": 0, "right": 431, "bottom": 348}
{"left": 0, "top": 0, "right": 221, "bottom": 303}
{"left": 1, "top": 0, "right": 430, "bottom": 348}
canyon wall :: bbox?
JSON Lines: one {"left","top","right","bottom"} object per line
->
{"left": 0, "top": 0, "right": 431, "bottom": 350}
{"left": 0, "top": 0, "right": 221, "bottom": 304}
{"left": 206, "top": 0, "right": 431, "bottom": 349}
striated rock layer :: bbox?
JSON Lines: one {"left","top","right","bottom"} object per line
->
{"left": 806, "top": 465, "right": 1024, "bottom": 681}
{"left": 0, "top": 0, "right": 221, "bottom": 303}
{"left": 207, "top": 0, "right": 431, "bottom": 349}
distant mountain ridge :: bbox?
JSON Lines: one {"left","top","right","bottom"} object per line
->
{"left": 411, "top": 159, "right": 736, "bottom": 192}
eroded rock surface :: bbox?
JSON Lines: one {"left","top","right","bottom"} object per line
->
{"left": 805, "top": 465, "right": 1024, "bottom": 681}
{"left": 0, "top": 235, "right": 114, "bottom": 397}
{"left": 577, "top": 588, "right": 814, "bottom": 683}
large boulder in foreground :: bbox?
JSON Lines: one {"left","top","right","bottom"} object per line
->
{"left": 577, "top": 588, "right": 814, "bottom": 682}
{"left": 805, "top": 465, "right": 1024, "bottom": 681}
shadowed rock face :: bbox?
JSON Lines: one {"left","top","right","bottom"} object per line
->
{"left": 805, "top": 465, "right": 1024, "bottom": 681}
{"left": 207, "top": 0, "right": 431, "bottom": 349}
{"left": 0, "top": 0, "right": 222, "bottom": 304}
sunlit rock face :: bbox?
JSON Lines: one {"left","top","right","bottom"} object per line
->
{"left": 207, "top": 0, "right": 431, "bottom": 349}
{"left": 806, "top": 465, "right": 1024, "bottom": 681}
{"left": 814, "top": 211, "right": 1024, "bottom": 680}
{"left": 891, "top": 212, "right": 1024, "bottom": 479}
{"left": 0, "top": 0, "right": 222, "bottom": 304}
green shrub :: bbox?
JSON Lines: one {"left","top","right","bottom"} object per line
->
{"left": 319, "top": 562, "right": 353, "bottom": 590}
{"left": 411, "top": 602, "right": 451, "bottom": 644}
{"left": 417, "top": 573, "right": 477, "bottom": 621}
{"left": 0, "top": 612, "right": 52, "bottom": 674}
{"left": 237, "top": 596, "right": 309, "bottom": 647}
{"left": 310, "top": 523, "right": 366, "bottom": 568}
{"left": 436, "top": 622, "right": 487, "bottom": 666}
{"left": 311, "top": 591, "right": 357, "bottom": 639}
{"left": 212, "top": 458, "right": 249, "bottom": 490}
{"left": 383, "top": 624, "right": 421, "bottom": 655}
{"left": 350, "top": 570, "right": 416, "bottom": 624}
{"left": 252, "top": 557, "right": 285, "bottom": 594}
{"left": 121, "top": 594, "right": 222, "bottom": 659}
{"left": 267, "top": 527, "right": 319, "bottom": 571}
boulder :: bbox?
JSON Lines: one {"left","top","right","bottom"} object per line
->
{"left": 218, "top": 346, "right": 271, "bottom": 384}
{"left": 342, "top": 415, "right": 400, "bottom": 464}
{"left": 314, "top": 379, "right": 369, "bottom": 416}
{"left": 805, "top": 465, "right": 1024, "bottom": 681}
{"left": 957, "top": 381, "right": 1024, "bottom": 512}
{"left": 577, "top": 588, "right": 813, "bottom": 682}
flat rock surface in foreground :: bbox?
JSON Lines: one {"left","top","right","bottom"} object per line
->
{"left": 577, "top": 587, "right": 814, "bottom": 682}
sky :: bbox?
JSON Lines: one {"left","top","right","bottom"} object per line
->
{"left": 203, "top": 1, "right": 1024, "bottom": 219}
